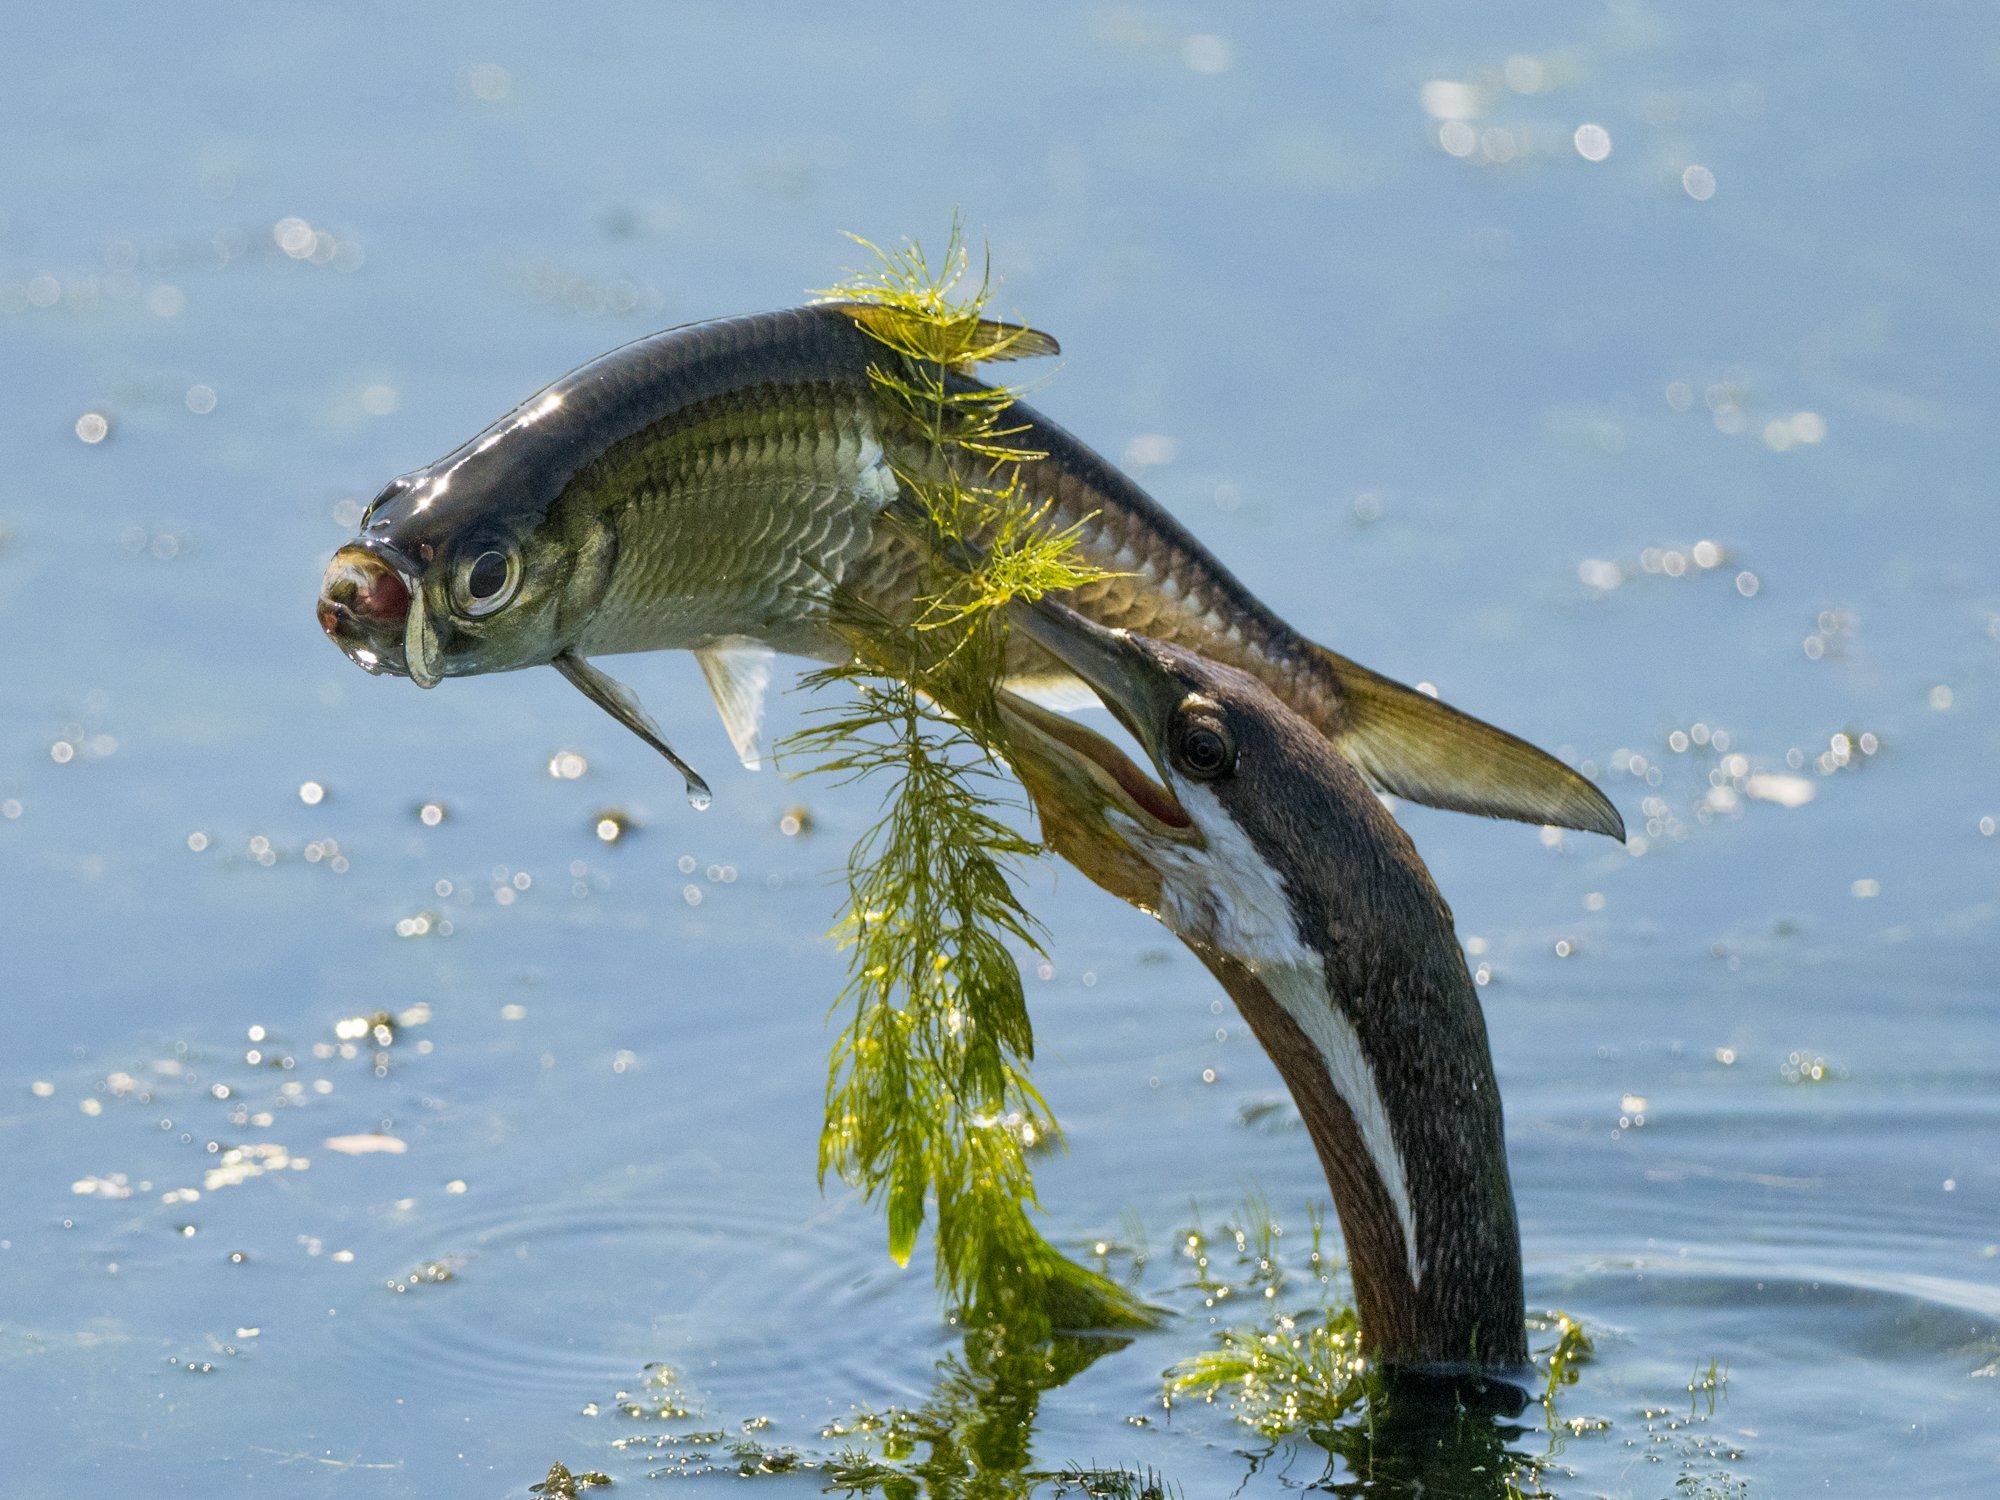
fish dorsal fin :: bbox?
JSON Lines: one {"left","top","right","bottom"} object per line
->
{"left": 831, "top": 302, "right": 1060, "bottom": 368}
{"left": 1315, "top": 648, "right": 1627, "bottom": 840}
{"left": 695, "top": 637, "right": 777, "bottom": 770}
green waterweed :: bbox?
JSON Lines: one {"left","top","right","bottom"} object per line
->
{"left": 789, "top": 224, "right": 1150, "bottom": 1334}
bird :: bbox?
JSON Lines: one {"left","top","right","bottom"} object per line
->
{"left": 986, "top": 591, "right": 1542, "bottom": 1395}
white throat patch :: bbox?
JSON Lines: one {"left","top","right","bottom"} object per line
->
{"left": 1135, "top": 780, "right": 1422, "bottom": 1288}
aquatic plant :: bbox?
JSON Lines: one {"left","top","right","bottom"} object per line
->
{"left": 789, "top": 222, "right": 1147, "bottom": 1334}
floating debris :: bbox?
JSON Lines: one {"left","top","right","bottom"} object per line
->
{"left": 529, "top": 1462, "right": 612, "bottom": 1496}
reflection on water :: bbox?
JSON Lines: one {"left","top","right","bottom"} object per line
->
{"left": 4, "top": 1, "right": 1999, "bottom": 1494}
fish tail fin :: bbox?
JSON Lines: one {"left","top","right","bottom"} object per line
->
{"left": 1312, "top": 647, "right": 1626, "bottom": 840}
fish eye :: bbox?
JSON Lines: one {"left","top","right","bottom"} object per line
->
{"left": 1169, "top": 712, "right": 1236, "bottom": 781}
{"left": 452, "top": 546, "right": 520, "bottom": 618}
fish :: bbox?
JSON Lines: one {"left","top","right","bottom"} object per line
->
{"left": 316, "top": 303, "right": 1622, "bottom": 838}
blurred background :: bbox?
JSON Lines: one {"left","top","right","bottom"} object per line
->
{"left": 1, "top": 4, "right": 1995, "bottom": 1495}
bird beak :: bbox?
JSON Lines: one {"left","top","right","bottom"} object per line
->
{"left": 1005, "top": 594, "right": 1186, "bottom": 775}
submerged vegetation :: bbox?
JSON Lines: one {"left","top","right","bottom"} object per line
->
{"left": 789, "top": 224, "right": 1146, "bottom": 1333}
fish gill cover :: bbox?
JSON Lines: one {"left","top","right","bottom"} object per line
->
{"left": 788, "top": 222, "right": 1155, "bottom": 1334}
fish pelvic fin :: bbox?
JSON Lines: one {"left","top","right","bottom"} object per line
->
{"left": 1316, "top": 648, "right": 1626, "bottom": 841}
{"left": 553, "top": 651, "right": 712, "bottom": 809}
{"left": 828, "top": 301, "right": 1060, "bottom": 368}
{"left": 695, "top": 637, "right": 777, "bottom": 770}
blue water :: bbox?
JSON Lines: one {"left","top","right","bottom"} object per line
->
{"left": 3, "top": 5, "right": 1996, "bottom": 1494}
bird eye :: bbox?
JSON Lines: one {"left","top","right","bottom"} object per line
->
{"left": 453, "top": 546, "right": 520, "bottom": 617}
{"left": 1170, "top": 715, "right": 1236, "bottom": 781}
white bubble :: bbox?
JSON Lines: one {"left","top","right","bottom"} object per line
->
{"left": 1505, "top": 55, "right": 1545, "bottom": 93}
{"left": 468, "top": 63, "right": 513, "bottom": 102}
{"left": 1181, "top": 34, "right": 1231, "bottom": 74}
{"left": 1578, "top": 558, "right": 1622, "bottom": 591}
{"left": 1573, "top": 123, "right": 1612, "bottom": 162}
{"left": 185, "top": 384, "right": 217, "bottom": 415}
{"left": 75, "top": 412, "right": 109, "bottom": 444}
{"left": 1681, "top": 164, "right": 1717, "bottom": 201}
{"left": 1420, "top": 80, "right": 1481, "bottom": 121}
{"left": 274, "top": 217, "right": 316, "bottom": 258}
{"left": 1438, "top": 120, "right": 1477, "bottom": 157}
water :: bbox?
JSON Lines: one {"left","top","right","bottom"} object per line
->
{"left": 2, "top": 4, "right": 1996, "bottom": 1494}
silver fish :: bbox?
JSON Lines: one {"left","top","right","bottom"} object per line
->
{"left": 316, "top": 304, "right": 1621, "bottom": 837}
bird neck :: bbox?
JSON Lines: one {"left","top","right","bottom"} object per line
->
{"left": 1200, "top": 935, "right": 1527, "bottom": 1378}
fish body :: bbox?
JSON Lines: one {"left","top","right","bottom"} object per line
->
{"left": 318, "top": 304, "right": 1621, "bottom": 837}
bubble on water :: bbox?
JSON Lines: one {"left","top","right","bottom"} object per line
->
{"left": 1665, "top": 380, "right": 1693, "bottom": 411}
{"left": 595, "top": 811, "right": 629, "bottom": 842}
{"left": 1682, "top": 164, "right": 1717, "bottom": 200}
{"left": 298, "top": 780, "right": 325, "bottom": 806}
{"left": 548, "top": 750, "right": 588, "bottom": 780}
{"left": 1181, "top": 34, "right": 1230, "bottom": 74}
{"left": 418, "top": 802, "right": 445, "bottom": 826}
{"left": 467, "top": 63, "right": 513, "bottom": 102}
{"left": 1850, "top": 878, "right": 1880, "bottom": 899}
{"left": 1928, "top": 684, "right": 1954, "bottom": 710}
{"left": 1420, "top": 80, "right": 1481, "bottom": 121}
{"left": 1573, "top": 123, "right": 1612, "bottom": 161}
{"left": 1438, "top": 120, "right": 1477, "bottom": 157}
{"left": 75, "top": 412, "right": 109, "bottom": 444}
{"left": 274, "top": 217, "right": 316, "bottom": 258}
{"left": 1506, "top": 55, "right": 1546, "bottom": 93}
{"left": 185, "top": 385, "right": 217, "bottom": 414}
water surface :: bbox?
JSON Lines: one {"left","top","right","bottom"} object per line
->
{"left": 2, "top": 5, "right": 1996, "bottom": 1494}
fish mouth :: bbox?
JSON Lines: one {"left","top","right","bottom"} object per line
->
{"left": 316, "top": 540, "right": 443, "bottom": 687}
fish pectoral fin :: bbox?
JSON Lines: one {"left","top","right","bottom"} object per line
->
{"left": 1001, "top": 671, "right": 1103, "bottom": 714}
{"left": 552, "top": 651, "right": 712, "bottom": 809}
{"left": 695, "top": 638, "right": 776, "bottom": 770}
{"left": 831, "top": 301, "right": 1060, "bottom": 367}
{"left": 1319, "top": 649, "right": 1627, "bottom": 841}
